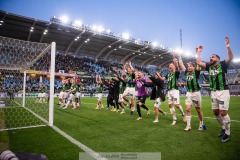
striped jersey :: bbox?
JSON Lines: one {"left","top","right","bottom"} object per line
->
{"left": 165, "top": 71, "right": 180, "bottom": 90}
{"left": 185, "top": 70, "right": 200, "bottom": 92}
{"left": 206, "top": 61, "right": 229, "bottom": 90}
{"left": 126, "top": 72, "right": 136, "bottom": 88}
{"left": 97, "top": 83, "right": 103, "bottom": 93}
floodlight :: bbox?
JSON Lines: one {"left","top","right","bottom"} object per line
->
{"left": 92, "top": 25, "right": 97, "bottom": 31}
{"left": 185, "top": 51, "right": 191, "bottom": 57}
{"left": 175, "top": 48, "right": 183, "bottom": 54}
{"left": 73, "top": 20, "right": 82, "bottom": 27}
{"left": 106, "top": 29, "right": 111, "bottom": 33}
{"left": 152, "top": 42, "right": 158, "bottom": 47}
{"left": 233, "top": 58, "right": 240, "bottom": 63}
{"left": 60, "top": 16, "right": 69, "bottom": 24}
{"left": 97, "top": 25, "right": 104, "bottom": 33}
{"left": 122, "top": 33, "right": 130, "bottom": 40}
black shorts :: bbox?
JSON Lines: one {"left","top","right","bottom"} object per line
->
{"left": 137, "top": 96, "right": 147, "bottom": 104}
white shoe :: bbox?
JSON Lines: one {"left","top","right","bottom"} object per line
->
{"left": 120, "top": 111, "right": 125, "bottom": 114}
{"left": 171, "top": 119, "right": 178, "bottom": 125}
{"left": 62, "top": 106, "right": 67, "bottom": 110}
{"left": 147, "top": 110, "right": 150, "bottom": 115}
{"left": 184, "top": 125, "right": 191, "bottom": 131}
{"left": 116, "top": 109, "right": 120, "bottom": 112}
{"left": 137, "top": 117, "right": 142, "bottom": 120}
{"left": 101, "top": 105, "right": 104, "bottom": 109}
{"left": 95, "top": 107, "right": 99, "bottom": 109}
{"left": 153, "top": 119, "right": 159, "bottom": 123}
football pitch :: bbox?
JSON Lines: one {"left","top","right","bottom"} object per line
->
{"left": 0, "top": 96, "right": 240, "bottom": 160}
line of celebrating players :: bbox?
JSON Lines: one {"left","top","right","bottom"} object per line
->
{"left": 95, "top": 37, "right": 233, "bottom": 143}
{"left": 58, "top": 37, "right": 233, "bottom": 143}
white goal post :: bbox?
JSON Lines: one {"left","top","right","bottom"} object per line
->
{"left": 0, "top": 36, "right": 56, "bottom": 131}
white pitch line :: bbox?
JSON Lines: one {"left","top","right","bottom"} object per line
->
{"left": 12, "top": 101, "right": 107, "bottom": 160}
{"left": 82, "top": 102, "right": 240, "bottom": 123}
{"left": 51, "top": 125, "right": 107, "bottom": 160}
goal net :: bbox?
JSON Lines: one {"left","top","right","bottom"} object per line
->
{"left": 0, "top": 36, "right": 56, "bottom": 131}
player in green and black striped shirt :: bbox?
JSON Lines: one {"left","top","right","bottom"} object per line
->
{"left": 158, "top": 53, "right": 185, "bottom": 125}
{"left": 179, "top": 54, "right": 205, "bottom": 131}
{"left": 95, "top": 75, "right": 104, "bottom": 109}
{"left": 196, "top": 37, "right": 233, "bottom": 143}
{"left": 122, "top": 61, "right": 136, "bottom": 115}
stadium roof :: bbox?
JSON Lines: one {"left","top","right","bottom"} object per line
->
{"left": 0, "top": 10, "right": 209, "bottom": 68}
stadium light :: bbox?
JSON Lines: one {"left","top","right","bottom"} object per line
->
{"left": 73, "top": 20, "right": 82, "bottom": 27}
{"left": 97, "top": 25, "right": 104, "bottom": 33}
{"left": 233, "top": 58, "right": 240, "bottom": 63}
{"left": 60, "top": 16, "right": 69, "bottom": 24}
{"left": 92, "top": 25, "right": 97, "bottom": 31}
{"left": 122, "top": 33, "right": 130, "bottom": 40}
{"left": 185, "top": 51, "right": 191, "bottom": 57}
{"left": 152, "top": 41, "right": 158, "bottom": 48}
{"left": 106, "top": 29, "right": 111, "bottom": 33}
{"left": 175, "top": 48, "right": 183, "bottom": 54}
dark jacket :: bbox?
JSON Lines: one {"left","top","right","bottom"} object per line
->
{"left": 144, "top": 76, "right": 165, "bottom": 102}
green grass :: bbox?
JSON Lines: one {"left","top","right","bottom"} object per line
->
{"left": 1, "top": 96, "right": 240, "bottom": 160}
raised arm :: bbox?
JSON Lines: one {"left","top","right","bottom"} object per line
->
{"left": 128, "top": 61, "right": 134, "bottom": 71}
{"left": 178, "top": 54, "right": 186, "bottom": 72}
{"left": 225, "top": 36, "right": 233, "bottom": 64}
{"left": 196, "top": 46, "right": 206, "bottom": 68}
{"left": 172, "top": 52, "right": 179, "bottom": 71}
{"left": 98, "top": 75, "right": 102, "bottom": 84}
{"left": 156, "top": 72, "right": 166, "bottom": 81}
{"left": 96, "top": 75, "right": 98, "bottom": 83}
{"left": 123, "top": 62, "right": 128, "bottom": 73}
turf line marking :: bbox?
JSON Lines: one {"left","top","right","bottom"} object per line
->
{"left": 51, "top": 125, "right": 107, "bottom": 160}
{"left": 0, "top": 125, "right": 46, "bottom": 131}
{"left": 82, "top": 102, "right": 240, "bottom": 123}
{"left": 14, "top": 101, "right": 107, "bottom": 159}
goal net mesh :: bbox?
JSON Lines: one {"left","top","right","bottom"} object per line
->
{"left": 0, "top": 36, "right": 54, "bottom": 131}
